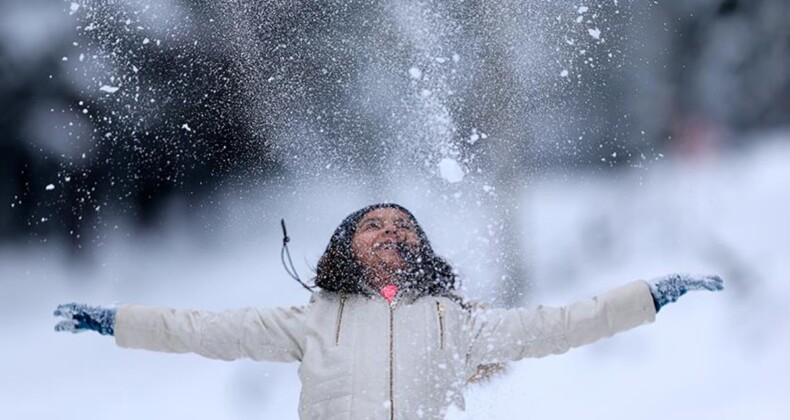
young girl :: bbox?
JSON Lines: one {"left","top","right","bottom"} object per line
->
{"left": 54, "top": 203, "right": 723, "bottom": 419}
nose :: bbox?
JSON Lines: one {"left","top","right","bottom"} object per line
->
{"left": 383, "top": 221, "right": 398, "bottom": 235}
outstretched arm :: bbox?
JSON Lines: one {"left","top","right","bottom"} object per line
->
{"left": 55, "top": 302, "right": 309, "bottom": 363}
{"left": 467, "top": 274, "right": 723, "bottom": 367}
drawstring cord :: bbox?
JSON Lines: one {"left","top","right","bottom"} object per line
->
{"left": 280, "top": 219, "right": 314, "bottom": 292}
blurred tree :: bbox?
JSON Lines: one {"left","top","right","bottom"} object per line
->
{"left": 0, "top": 0, "right": 278, "bottom": 249}
{"left": 648, "top": 0, "right": 789, "bottom": 150}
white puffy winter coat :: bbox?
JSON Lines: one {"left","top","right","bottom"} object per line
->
{"left": 114, "top": 280, "right": 656, "bottom": 419}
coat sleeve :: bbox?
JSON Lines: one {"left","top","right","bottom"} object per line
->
{"left": 466, "top": 280, "right": 656, "bottom": 367}
{"left": 114, "top": 304, "right": 308, "bottom": 362}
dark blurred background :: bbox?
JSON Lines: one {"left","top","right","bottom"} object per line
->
{"left": 2, "top": 0, "right": 786, "bottom": 251}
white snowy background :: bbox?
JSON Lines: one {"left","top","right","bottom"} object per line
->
{"left": 3, "top": 137, "right": 789, "bottom": 419}
{"left": 1, "top": 0, "right": 789, "bottom": 419}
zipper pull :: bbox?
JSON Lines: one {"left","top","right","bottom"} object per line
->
{"left": 436, "top": 301, "right": 446, "bottom": 350}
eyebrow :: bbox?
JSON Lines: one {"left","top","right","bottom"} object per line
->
{"left": 359, "top": 216, "right": 381, "bottom": 224}
{"left": 359, "top": 216, "right": 412, "bottom": 225}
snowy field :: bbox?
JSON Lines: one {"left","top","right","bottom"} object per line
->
{"left": 1, "top": 135, "right": 789, "bottom": 419}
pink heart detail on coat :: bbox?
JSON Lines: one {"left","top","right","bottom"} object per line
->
{"left": 380, "top": 285, "right": 398, "bottom": 303}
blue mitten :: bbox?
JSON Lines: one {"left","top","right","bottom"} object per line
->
{"left": 54, "top": 303, "right": 117, "bottom": 336}
{"left": 649, "top": 273, "right": 724, "bottom": 312}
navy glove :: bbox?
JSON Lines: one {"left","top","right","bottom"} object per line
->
{"left": 649, "top": 273, "right": 724, "bottom": 312}
{"left": 54, "top": 303, "right": 117, "bottom": 336}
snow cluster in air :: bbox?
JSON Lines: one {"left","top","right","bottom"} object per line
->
{"left": 438, "top": 158, "right": 464, "bottom": 183}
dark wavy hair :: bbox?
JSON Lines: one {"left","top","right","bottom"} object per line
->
{"left": 314, "top": 203, "right": 459, "bottom": 298}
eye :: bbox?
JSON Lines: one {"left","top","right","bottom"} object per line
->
{"left": 395, "top": 219, "right": 414, "bottom": 230}
{"left": 363, "top": 219, "right": 381, "bottom": 230}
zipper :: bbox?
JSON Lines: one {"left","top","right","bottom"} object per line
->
{"left": 388, "top": 302, "right": 395, "bottom": 420}
{"left": 435, "top": 301, "right": 445, "bottom": 350}
{"left": 334, "top": 295, "right": 346, "bottom": 346}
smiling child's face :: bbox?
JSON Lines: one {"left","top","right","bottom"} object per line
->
{"left": 351, "top": 207, "right": 421, "bottom": 278}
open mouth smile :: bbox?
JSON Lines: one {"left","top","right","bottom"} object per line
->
{"left": 374, "top": 240, "right": 398, "bottom": 250}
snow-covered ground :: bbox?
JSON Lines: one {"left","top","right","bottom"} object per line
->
{"left": 1, "top": 135, "right": 789, "bottom": 419}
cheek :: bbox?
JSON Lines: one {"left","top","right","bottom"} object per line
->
{"left": 350, "top": 239, "right": 363, "bottom": 259}
{"left": 351, "top": 234, "right": 373, "bottom": 257}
